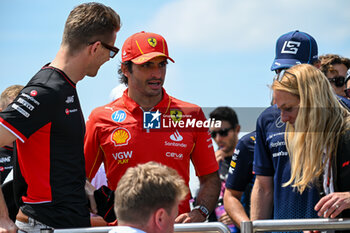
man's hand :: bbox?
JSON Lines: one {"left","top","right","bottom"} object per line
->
{"left": 315, "top": 192, "right": 350, "bottom": 218}
{"left": 218, "top": 211, "right": 234, "bottom": 225}
{"left": 85, "top": 179, "right": 97, "bottom": 214}
{"left": 174, "top": 209, "right": 206, "bottom": 223}
{"left": 0, "top": 216, "right": 17, "bottom": 233}
{"left": 215, "top": 149, "right": 230, "bottom": 163}
{"left": 0, "top": 188, "right": 17, "bottom": 233}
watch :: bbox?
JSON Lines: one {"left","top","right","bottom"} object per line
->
{"left": 193, "top": 205, "right": 210, "bottom": 219}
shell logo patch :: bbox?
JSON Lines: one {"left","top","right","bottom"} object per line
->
{"left": 111, "top": 127, "right": 131, "bottom": 146}
{"left": 148, "top": 37, "right": 157, "bottom": 47}
{"left": 170, "top": 109, "right": 183, "bottom": 122}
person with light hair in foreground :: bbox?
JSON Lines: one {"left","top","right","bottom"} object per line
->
{"left": 109, "top": 162, "right": 189, "bottom": 233}
{"left": 272, "top": 64, "right": 350, "bottom": 219}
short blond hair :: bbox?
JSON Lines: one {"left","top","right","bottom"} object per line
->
{"left": 0, "top": 85, "right": 23, "bottom": 110}
{"left": 62, "top": 2, "right": 121, "bottom": 55}
{"left": 115, "top": 162, "right": 188, "bottom": 225}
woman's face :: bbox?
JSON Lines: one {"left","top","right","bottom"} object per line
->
{"left": 273, "top": 90, "right": 300, "bottom": 125}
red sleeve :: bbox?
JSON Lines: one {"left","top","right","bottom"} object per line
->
{"left": 190, "top": 108, "right": 219, "bottom": 176}
{"left": 84, "top": 109, "right": 104, "bottom": 180}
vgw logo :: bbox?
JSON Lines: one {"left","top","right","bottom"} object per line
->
{"left": 112, "top": 151, "right": 133, "bottom": 164}
{"left": 143, "top": 110, "right": 161, "bottom": 129}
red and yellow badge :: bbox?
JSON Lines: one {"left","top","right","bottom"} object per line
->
{"left": 111, "top": 127, "right": 131, "bottom": 146}
{"left": 147, "top": 37, "right": 157, "bottom": 47}
{"left": 230, "top": 161, "right": 236, "bottom": 168}
{"left": 170, "top": 109, "right": 183, "bottom": 122}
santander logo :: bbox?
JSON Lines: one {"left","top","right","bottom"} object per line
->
{"left": 170, "top": 130, "right": 183, "bottom": 142}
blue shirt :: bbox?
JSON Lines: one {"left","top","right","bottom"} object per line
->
{"left": 253, "top": 105, "right": 320, "bottom": 220}
{"left": 226, "top": 131, "right": 256, "bottom": 216}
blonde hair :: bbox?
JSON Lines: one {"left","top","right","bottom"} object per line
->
{"left": 272, "top": 64, "right": 350, "bottom": 193}
{"left": 62, "top": 2, "right": 121, "bottom": 55}
{"left": 0, "top": 85, "right": 23, "bottom": 110}
{"left": 115, "top": 162, "right": 188, "bottom": 225}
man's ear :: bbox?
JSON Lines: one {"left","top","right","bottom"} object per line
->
{"left": 235, "top": 125, "right": 241, "bottom": 134}
{"left": 88, "top": 41, "right": 100, "bottom": 56}
{"left": 154, "top": 208, "right": 167, "bottom": 229}
{"left": 121, "top": 63, "right": 130, "bottom": 78}
{"left": 313, "top": 60, "right": 321, "bottom": 69}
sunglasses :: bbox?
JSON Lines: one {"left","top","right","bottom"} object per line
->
{"left": 273, "top": 69, "right": 297, "bottom": 84}
{"left": 328, "top": 76, "right": 345, "bottom": 87}
{"left": 89, "top": 41, "right": 119, "bottom": 58}
{"left": 210, "top": 127, "right": 233, "bottom": 138}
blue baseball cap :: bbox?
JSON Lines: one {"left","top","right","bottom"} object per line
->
{"left": 346, "top": 68, "right": 350, "bottom": 84}
{"left": 271, "top": 30, "right": 318, "bottom": 71}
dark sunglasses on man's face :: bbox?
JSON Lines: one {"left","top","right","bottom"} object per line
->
{"left": 328, "top": 76, "right": 345, "bottom": 87}
{"left": 210, "top": 128, "right": 233, "bottom": 138}
{"left": 89, "top": 41, "right": 119, "bottom": 58}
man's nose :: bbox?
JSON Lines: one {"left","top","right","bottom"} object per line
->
{"left": 151, "top": 67, "right": 162, "bottom": 78}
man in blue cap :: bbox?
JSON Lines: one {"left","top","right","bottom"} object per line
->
{"left": 270, "top": 30, "right": 319, "bottom": 72}
{"left": 250, "top": 30, "right": 326, "bottom": 222}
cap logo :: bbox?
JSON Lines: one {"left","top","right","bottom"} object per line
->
{"left": 281, "top": 41, "right": 301, "bottom": 54}
{"left": 147, "top": 37, "right": 157, "bottom": 47}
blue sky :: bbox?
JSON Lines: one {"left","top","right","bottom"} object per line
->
{"left": 1, "top": 0, "right": 350, "bottom": 131}
{"left": 1, "top": 0, "right": 350, "bottom": 193}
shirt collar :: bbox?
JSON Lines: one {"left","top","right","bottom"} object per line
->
{"left": 122, "top": 88, "right": 171, "bottom": 114}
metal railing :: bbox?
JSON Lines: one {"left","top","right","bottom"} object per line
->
{"left": 53, "top": 222, "right": 230, "bottom": 233}
{"left": 241, "top": 218, "right": 350, "bottom": 232}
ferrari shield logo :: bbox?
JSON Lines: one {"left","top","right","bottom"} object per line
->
{"left": 170, "top": 109, "right": 182, "bottom": 122}
{"left": 148, "top": 38, "right": 157, "bottom": 47}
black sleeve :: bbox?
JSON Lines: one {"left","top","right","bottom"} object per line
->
{"left": 0, "top": 85, "right": 56, "bottom": 140}
{"left": 336, "top": 130, "right": 350, "bottom": 218}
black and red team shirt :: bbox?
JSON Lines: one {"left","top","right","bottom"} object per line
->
{"left": 0, "top": 146, "right": 13, "bottom": 184}
{"left": 0, "top": 65, "right": 90, "bottom": 228}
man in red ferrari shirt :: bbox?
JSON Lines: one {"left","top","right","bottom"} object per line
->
{"left": 84, "top": 31, "right": 220, "bottom": 223}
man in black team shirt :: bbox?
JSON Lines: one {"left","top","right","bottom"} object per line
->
{"left": 0, "top": 3, "right": 121, "bottom": 232}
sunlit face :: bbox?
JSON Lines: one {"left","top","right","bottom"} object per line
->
{"left": 124, "top": 56, "right": 167, "bottom": 99}
{"left": 209, "top": 120, "right": 238, "bottom": 153}
{"left": 273, "top": 90, "right": 300, "bottom": 125}
{"left": 326, "top": 63, "right": 348, "bottom": 97}
{"left": 87, "top": 32, "right": 117, "bottom": 77}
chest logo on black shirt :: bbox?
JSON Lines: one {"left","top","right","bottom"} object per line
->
{"left": 30, "top": 90, "right": 37, "bottom": 96}
{"left": 65, "top": 95, "right": 75, "bottom": 104}
{"left": 65, "top": 108, "right": 78, "bottom": 115}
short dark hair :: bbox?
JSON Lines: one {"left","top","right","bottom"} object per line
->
{"left": 118, "top": 61, "right": 133, "bottom": 86}
{"left": 319, "top": 54, "right": 350, "bottom": 76}
{"left": 209, "top": 106, "right": 239, "bottom": 129}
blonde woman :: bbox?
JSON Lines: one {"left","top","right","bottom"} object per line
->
{"left": 272, "top": 64, "right": 350, "bottom": 219}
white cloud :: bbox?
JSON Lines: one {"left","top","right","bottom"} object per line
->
{"left": 109, "top": 83, "right": 127, "bottom": 101}
{"left": 149, "top": 0, "right": 350, "bottom": 52}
